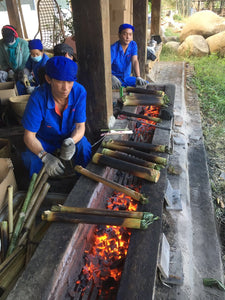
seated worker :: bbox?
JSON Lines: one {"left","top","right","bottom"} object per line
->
{"left": 37, "top": 43, "right": 77, "bottom": 85}
{"left": 21, "top": 56, "right": 92, "bottom": 177}
{"left": 111, "top": 23, "right": 148, "bottom": 89}
{"left": 0, "top": 25, "right": 29, "bottom": 82}
{"left": 17, "top": 39, "right": 49, "bottom": 95}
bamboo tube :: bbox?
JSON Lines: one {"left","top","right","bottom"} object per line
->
{"left": 122, "top": 95, "right": 166, "bottom": 107}
{"left": 7, "top": 185, "right": 13, "bottom": 241}
{"left": 92, "top": 153, "right": 160, "bottom": 183}
{"left": 24, "top": 172, "right": 49, "bottom": 224}
{"left": 33, "top": 165, "right": 46, "bottom": 191}
{"left": 6, "top": 173, "right": 38, "bottom": 257}
{"left": 126, "top": 86, "right": 165, "bottom": 96}
{"left": 42, "top": 210, "right": 156, "bottom": 230}
{"left": 102, "top": 148, "right": 158, "bottom": 170}
{"left": 18, "top": 182, "right": 51, "bottom": 248}
{"left": 101, "top": 142, "right": 167, "bottom": 166}
{"left": 103, "top": 139, "right": 169, "bottom": 153}
{"left": 0, "top": 221, "right": 8, "bottom": 262}
{"left": 51, "top": 204, "right": 145, "bottom": 219}
{"left": 119, "top": 110, "right": 162, "bottom": 123}
{"left": 74, "top": 165, "right": 148, "bottom": 204}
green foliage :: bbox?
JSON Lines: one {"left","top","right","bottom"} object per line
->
{"left": 173, "top": 14, "right": 183, "bottom": 21}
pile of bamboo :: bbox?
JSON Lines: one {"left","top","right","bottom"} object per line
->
{"left": 42, "top": 204, "right": 159, "bottom": 230}
{"left": 0, "top": 167, "right": 50, "bottom": 299}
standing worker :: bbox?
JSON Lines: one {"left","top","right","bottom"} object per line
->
{"left": 0, "top": 25, "right": 29, "bottom": 82}
{"left": 21, "top": 56, "right": 92, "bottom": 177}
{"left": 111, "top": 23, "right": 148, "bottom": 89}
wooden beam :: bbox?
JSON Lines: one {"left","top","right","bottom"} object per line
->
{"left": 133, "top": 0, "right": 148, "bottom": 78}
{"left": 5, "top": 0, "right": 24, "bottom": 38}
{"left": 150, "top": 0, "right": 161, "bottom": 37}
{"left": 71, "top": 0, "right": 113, "bottom": 143}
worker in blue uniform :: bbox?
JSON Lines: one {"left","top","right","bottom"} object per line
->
{"left": 111, "top": 23, "right": 148, "bottom": 89}
{"left": 21, "top": 56, "right": 92, "bottom": 177}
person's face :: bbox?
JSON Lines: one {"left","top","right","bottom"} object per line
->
{"left": 45, "top": 75, "right": 74, "bottom": 100}
{"left": 119, "top": 28, "right": 133, "bottom": 45}
{"left": 30, "top": 49, "right": 43, "bottom": 57}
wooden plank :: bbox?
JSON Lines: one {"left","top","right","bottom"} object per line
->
{"left": 5, "top": 0, "right": 24, "bottom": 38}
{"left": 133, "top": 0, "right": 148, "bottom": 79}
{"left": 71, "top": 0, "right": 113, "bottom": 144}
{"left": 150, "top": 0, "right": 161, "bottom": 36}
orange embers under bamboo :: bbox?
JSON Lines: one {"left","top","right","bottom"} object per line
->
{"left": 74, "top": 190, "right": 139, "bottom": 298}
{"left": 134, "top": 105, "right": 160, "bottom": 142}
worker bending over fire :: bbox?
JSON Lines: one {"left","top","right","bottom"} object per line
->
{"left": 111, "top": 23, "right": 148, "bottom": 89}
{"left": 21, "top": 56, "right": 92, "bottom": 177}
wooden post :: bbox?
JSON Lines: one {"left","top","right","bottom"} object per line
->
{"left": 133, "top": 0, "right": 148, "bottom": 79}
{"left": 5, "top": 0, "right": 24, "bottom": 38}
{"left": 150, "top": 0, "right": 161, "bottom": 37}
{"left": 71, "top": 0, "right": 113, "bottom": 143}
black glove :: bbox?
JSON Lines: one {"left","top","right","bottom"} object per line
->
{"left": 60, "top": 138, "right": 76, "bottom": 160}
{"left": 42, "top": 153, "right": 65, "bottom": 177}
{"left": 112, "top": 75, "right": 121, "bottom": 89}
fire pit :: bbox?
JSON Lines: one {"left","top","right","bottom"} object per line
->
{"left": 7, "top": 83, "right": 175, "bottom": 300}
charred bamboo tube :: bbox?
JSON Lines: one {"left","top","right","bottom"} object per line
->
{"left": 74, "top": 165, "right": 148, "bottom": 204}
{"left": 122, "top": 95, "right": 166, "bottom": 107}
{"left": 42, "top": 210, "right": 157, "bottom": 230}
{"left": 92, "top": 153, "right": 160, "bottom": 183}
{"left": 103, "top": 139, "right": 169, "bottom": 153}
{"left": 7, "top": 185, "right": 13, "bottom": 241}
{"left": 126, "top": 86, "right": 165, "bottom": 96}
{"left": 51, "top": 204, "right": 153, "bottom": 220}
{"left": 6, "top": 173, "right": 37, "bottom": 257}
{"left": 101, "top": 143, "right": 167, "bottom": 166}
{"left": 0, "top": 221, "right": 8, "bottom": 262}
{"left": 119, "top": 110, "right": 162, "bottom": 123}
{"left": 102, "top": 148, "right": 158, "bottom": 170}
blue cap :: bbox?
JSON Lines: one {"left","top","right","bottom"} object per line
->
{"left": 29, "top": 39, "right": 43, "bottom": 50}
{"left": 45, "top": 56, "right": 77, "bottom": 81}
{"left": 119, "top": 23, "right": 135, "bottom": 33}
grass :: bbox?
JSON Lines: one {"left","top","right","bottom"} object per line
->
{"left": 160, "top": 43, "right": 225, "bottom": 222}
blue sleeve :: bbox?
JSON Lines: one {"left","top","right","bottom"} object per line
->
{"left": 131, "top": 41, "right": 138, "bottom": 56}
{"left": 22, "top": 90, "right": 44, "bottom": 132}
{"left": 71, "top": 83, "right": 87, "bottom": 123}
{"left": 25, "top": 56, "right": 32, "bottom": 71}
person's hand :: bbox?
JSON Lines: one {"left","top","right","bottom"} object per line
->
{"left": 112, "top": 75, "right": 121, "bottom": 89}
{"left": 8, "top": 69, "right": 15, "bottom": 80}
{"left": 60, "top": 137, "right": 76, "bottom": 160}
{"left": 136, "top": 76, "right": 147, "bottom": 86}
{"left": 0, "top": 70, "right": 8, "bottom": 82}
{"left": 26, "top": 86, "right": 36, "bottom": 94}
{"left": 42, "top": 153, "right": 65, "bottom": 177}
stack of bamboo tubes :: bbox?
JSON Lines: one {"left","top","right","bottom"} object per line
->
{"left": 0, "top": 167, "right": 50, "bottom": 299}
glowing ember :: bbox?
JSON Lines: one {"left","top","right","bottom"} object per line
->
{"left": 75, "top": 189, "right": 138, "bottom": 297}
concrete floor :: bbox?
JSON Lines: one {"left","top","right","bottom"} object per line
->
{"left": 153, "top": 61, "right": 225, "bottom": 300}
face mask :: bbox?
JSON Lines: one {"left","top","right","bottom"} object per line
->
{"left": 7, "top": 39, "right": 16, "bottom": 46}
{"left": 31, "top": 55, "right": 42, "bottom": 63}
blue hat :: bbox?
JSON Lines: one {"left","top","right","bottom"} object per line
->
{"left": 29, "top": 39, "right": 43, "bottom": 50}
{"left": 119, "top": 23, "right": 135, "bottom": 33}
{"left": 45, "top": 56, "right": 77, "bottom": 81}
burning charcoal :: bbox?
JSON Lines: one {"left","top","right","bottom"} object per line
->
{"left": 102, "top": 277, "right": 118, "bottom": 290}
{"left": 110, "top": 257, "right": 126, "bottom": 269}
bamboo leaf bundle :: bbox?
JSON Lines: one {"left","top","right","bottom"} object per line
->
{"left": 102, "top": 139, "right": 169, "bottom": 153}
{"left": 101, "top": 142, "right": 167, "bottom": 166}
{"left": 74, "top": 165, "right": 148, "bottom": 204}
{"left": 42, "top": 210, "right": 157, "bottom": 230}
{"left": 6, "top": 173, "right": 38, "bottom": 257}
{"left": 92, "top": 153, "right": 160, "bottom": 183}
{"left": 102, "top": 148, "right": 157, "bottom": 169}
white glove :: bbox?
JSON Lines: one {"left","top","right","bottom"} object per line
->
{"left": 8, "top": 69, "right": 15, "bottom": 80}
{"left": 26, "top": 86, "right": 36, "bottom": 94}
{"left": 0, "top": 70, "right": 8, "bottom": 82}
{"left": 24, "top": 68, "right": 34, "bottom": 81}
{"left": 60, "top": 137, "right": 76, "bottom": 161}
{"left": 42, "top": 153, "right": 65, "bottom": 177}
{"left": 136, "top": 76, "right": 147, "bottom": 86}
{"left": 112, "top": 75, "right": 121, "bottom": 89}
